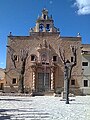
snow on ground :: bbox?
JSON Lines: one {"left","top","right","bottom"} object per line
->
{"left": 0, "top": 95, "right": 90, "bottom": 120}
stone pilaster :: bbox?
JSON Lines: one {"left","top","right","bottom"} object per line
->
{"left": 51, "top": 66, "right": 54, "bottom": 90}
{"left": 32, "top": 66, "right": 36, "bottom": 91}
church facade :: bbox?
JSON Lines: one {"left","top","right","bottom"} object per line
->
{"left": 4, "top": 8, "right": 90, "bottom": 95}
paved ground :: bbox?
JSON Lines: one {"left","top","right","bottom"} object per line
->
{"left": 0, "top": 95, "right": 90, "bottom": 120}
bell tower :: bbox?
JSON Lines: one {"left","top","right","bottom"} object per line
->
{"left": 30, "top": 8, "right": 60, "bottom": 33}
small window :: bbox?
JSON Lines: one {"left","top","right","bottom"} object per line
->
{"left": 42, "top": 62, "right": 45, "bottom": 64}
{"left": 84, "top": 80, "right": 88, "bottom": 87}
{"left": 71, "top": 57, "right": 73, "bottom": 62}
{"left": 71, "top": 79, "right": 75, "bottom": 85}
{"left": 31, "top": 55, "right": 36, "bottom": 61}
{"left": 82, "top": 62, "right": 88, "bottom": 66}
{"left": 12, "top": 78, "right": 16, "bottom": 84}
{"left": 53, "top": 56, "right": 57, "bottom": 62}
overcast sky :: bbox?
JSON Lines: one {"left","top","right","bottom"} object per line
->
{"left": 0, "top": 0, "right": 90, "bottom": 68}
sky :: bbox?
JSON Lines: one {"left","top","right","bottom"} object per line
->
{"left": 0, "top": 0, "right": 90, "bottom": 68}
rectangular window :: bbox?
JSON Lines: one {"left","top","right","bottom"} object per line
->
{"left": 71, "top": 79, "right": 75, "bottom": 85}
{"left": 82, "top": 62, "right": 88, "bottom": 66}
{"left": 71, "top": 57, "right": 73, "bottom": 62}
{"left": 53, "top": 56, "right": 57, "bottom": 62}
{"left": 31, "top": 55, "right": 35, "bottom": 61}
{"left": 12, "top": 78, "right": 16, "bottom": 84}
{"left": 84, "top": 80, "right": 88, "bottom": 87}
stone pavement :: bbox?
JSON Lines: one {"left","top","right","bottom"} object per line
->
{"left": 0, "top": 96, "right": 90, "bottom": 120}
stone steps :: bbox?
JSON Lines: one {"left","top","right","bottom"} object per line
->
{"left": 0, "top": 108, "right": 51, "bottom": 120}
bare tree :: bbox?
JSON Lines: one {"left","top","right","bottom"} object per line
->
{"left": 7, "top": 46, "right": 16, "bottom": 68}
{"left": 59, "top": 46, "right": 77, "bottom": 104}
{"left": 18, "top": 49, "right": 28, "bottom": 93}
{"left": 7, "top": 46, "right": 28, "bottom": 93}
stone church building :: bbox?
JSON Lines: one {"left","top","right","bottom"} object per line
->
{"left": 4, "top": 8, "right": 90, "bottom": 95}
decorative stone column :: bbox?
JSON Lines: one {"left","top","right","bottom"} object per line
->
{"left": 51, "top": 66, "right": 54, "bottom": 90}
{"left": 32, "top": 66, "right": 36, "bottom": 91}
